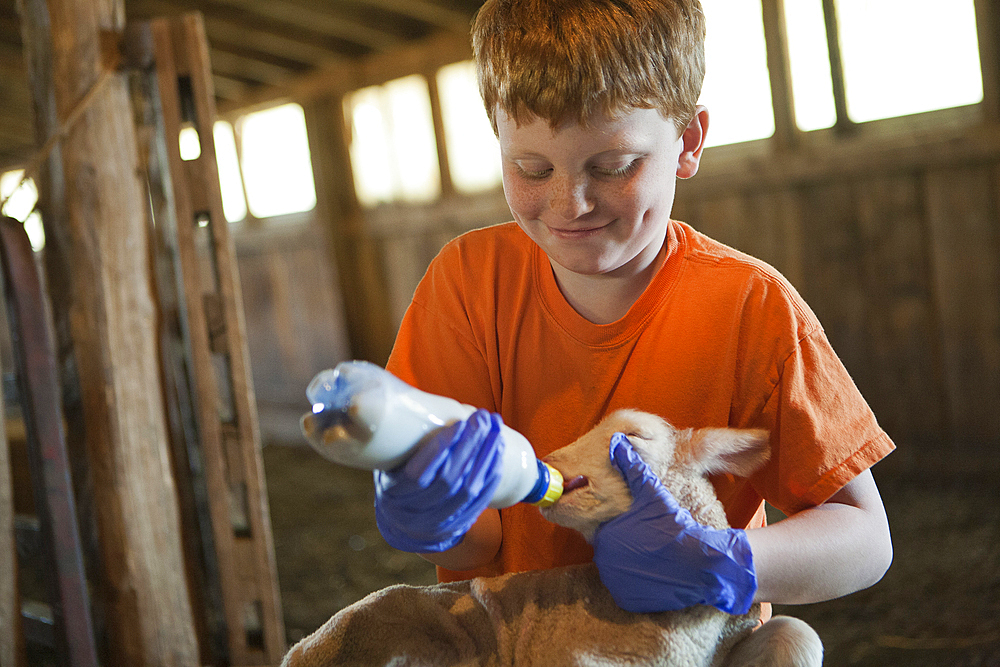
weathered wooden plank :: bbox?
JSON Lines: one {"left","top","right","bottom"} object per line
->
{"left": 149, "top": 13, "right": 287, "bottom": 664}
{"left": 855, "top": 174, "right": 949, "bottom": 447}
{"left": 974, "top": 0, "right": 1000, "bottom": 122}
{"left": 923, "top": 165, "right": 1000, "bottom": 445}
{"left": 0, "top": 333, "right": 20, "bottom": 667}
{"left": 17, "top": 0, "right": 201, "bottom": 664}
{"left": 382, "top": 233, "right": 430, "bottom": 330}
{"left": 761, "top": 0, "right": 797, "bottom": 149}
{"left": 796, "top": 181, "right": 876, "bottom": 398}
{"left": 0, "top": 216, "right": 98, "bottom": 666}
{"left": 747, "top": 189, "right": 806, "bottom": 292}
{"left": 694, "top": 193, "right": 746, "bottom": 253}
{"left": 220, "top": 30, "right": 471, "bottom": 114}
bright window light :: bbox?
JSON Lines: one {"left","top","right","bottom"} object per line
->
{"left": 385, "top": 76, "right": 440, "bottom": 203}
{"left": 179, "top": 124, "right": 202, "bottom": 161}
{"left": 346, "top": 74, "right": 441, "bottom": 207}
{"left": 348, "top": 86, "right": 394, "bottom": 206}
{"left": 239, "top": 102, "right": 317, "bottom": 218}
{"left": 437, "top": 61, "right": 502, "bottom": 194}
{"left": 836, "top": 0, "right": 983, "bottom": 123}
{"left": 1, "top": 170, "right": 45, "bottom": 251}
{"left": 699, "top": 0, "right": 774, "bottom": 147}
{"left": 213, "top": 121, "right": 248, "bottom": 222}
{"left": 784, "top": 0, "right": 837, "bottom": 131}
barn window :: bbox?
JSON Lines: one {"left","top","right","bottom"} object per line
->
{"left": 0, "top": 170, "right": 45, "bottom": 251}
{"left": 781, "top": 0, "right": 982, "bottom": 131}
{"left": 699, "top": 0, "right": 775, "bottom": 147}
{"left": 833, "top": 0, "right": 982, "bottom": 123}
{"left": 436, "top": 60, "right": 502, "bottom": 194}
{"left": 179, "top": 124, "right": 202, "bottom": 161}
{"left": 783, "top": 0, "right": 837, "bottom": 131}
{"left": 238, "top": 102, "right": 317, "bottom": 218}
{"left": 346, "top": 74, "right": 441, "bottom": 207}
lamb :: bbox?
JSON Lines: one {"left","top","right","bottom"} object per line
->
{"left": 282, "top": 409, "right": 824, "bottom": 667}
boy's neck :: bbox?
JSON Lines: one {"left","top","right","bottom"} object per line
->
{"left": 550, "top": 240, "right": 668, "bottom": 325}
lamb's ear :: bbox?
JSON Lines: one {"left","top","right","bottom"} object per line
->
{"left": 683, "top": 428, "right": 771, "bottom": 478}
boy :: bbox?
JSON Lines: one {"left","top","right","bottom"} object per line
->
{"left": 375, "top": 0, "right": 893, "bottom": 621}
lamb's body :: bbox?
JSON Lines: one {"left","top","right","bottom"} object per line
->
{"left": 283, "top": 410, "right": 823, "bottom": 667}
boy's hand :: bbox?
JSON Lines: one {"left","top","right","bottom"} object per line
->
{"left": 592, "top": 433, "right": 757, "bottom": 615}
{"left": 374, "top": 409, "right": 504, "bottom": 553}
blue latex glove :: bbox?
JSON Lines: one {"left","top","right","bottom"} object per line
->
{"left": 592, "top": 433, "right": 757, "bottom": 615}
{"left": 374, "top": 409, "right": 504, "bottom": 553}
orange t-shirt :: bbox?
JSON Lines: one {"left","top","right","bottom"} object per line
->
{"left": 386, "top": 220, "right": 894, "bottom": 584}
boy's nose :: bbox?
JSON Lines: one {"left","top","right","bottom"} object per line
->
{"left": 548, "top": 175, "right": 594, "bottom": 221}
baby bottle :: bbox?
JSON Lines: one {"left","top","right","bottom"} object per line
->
{"left": 300, "top": 360, "right": 563, "bottom": 509}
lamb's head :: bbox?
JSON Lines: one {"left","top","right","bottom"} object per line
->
{"left": 539, "top": 409, "right": 770, "bottom": 542}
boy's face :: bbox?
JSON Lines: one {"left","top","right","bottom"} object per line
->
{"left": 497, "top": 106, "right": 706, "bottom": 283}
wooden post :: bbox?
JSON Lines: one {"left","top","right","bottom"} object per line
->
{"left": 974, "top": 0, "right": 1000, "bottom": 122}
{"left": 303, "top": 94, "right": 397, "bottom": 365}
{"left": 0, "top": 350, "right": 20, "bottom": 667}
{"left": 820, "top": 0, "right": 855, "bottom": 134}
{"left": 15, "top": 0, "right": 200, "bottom": 664}
{"left": 761, "top": 0, "right": 798, "bottom": 150}
{"left": 139, "top": 14, "right": 287, "bottom": 664}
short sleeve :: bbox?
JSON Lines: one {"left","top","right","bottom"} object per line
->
{"left": 754, "top": 328, "right": 895, "bottom": 515}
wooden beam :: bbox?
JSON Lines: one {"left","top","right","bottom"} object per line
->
{"left": 212, "top": 72, "right": 251, "bottom": 101}
{"left": 129, "top": 0, "right": 345, "bottom": 67}
{"left": 128, "top": 0, "right": 370, "bottom": 57}
{"left": 974, "top": 0, "right": 1000, "bottom": 121}
{"left": 206, "top": 0, "right": 405, "bottom": 52}
{"left": 348, "top": 0, "right": 472, "bottom": 34}
{"left": 201, "top": 15, "right": 345, "bottom": 68}
{"left": 820, "top": 0, "right": 855, "bottom": 133}
{"left": 760, "top": 0, "right": 798, "bottom": 149}
{"left": 16, "top": 0, "right": 201, "bottom": 664}
{"left": 219, "top": 29, "right": 472, "bottom": 114}
{"left": 686, "top": 106, "right": 992, "bottom": 195}
{"left": 209, "top": 47, "right": 300, "bottom": 87}
{"left": 0, "top": 115, "right": 32, "bottom": 143}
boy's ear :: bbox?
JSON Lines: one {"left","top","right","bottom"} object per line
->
{"left": 683, "top": 427, "right": 770, "bottom": 478}
{"left": 677, "top": 106, "right": 709, "bottom": 180}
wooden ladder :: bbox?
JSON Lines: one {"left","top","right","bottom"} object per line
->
{"left": 0, "top": 216, "right": 100, "bottom": 667}
{"left": 127, "top": 13, "right": 286, "bottom": 666}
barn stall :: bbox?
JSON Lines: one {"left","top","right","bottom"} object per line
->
{"left": 0, "top": 0, "right": 999, "bottom": 665}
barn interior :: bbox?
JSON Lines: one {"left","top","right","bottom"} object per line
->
{"left": 1, "top": 0, "right": 999, "bottom": 665}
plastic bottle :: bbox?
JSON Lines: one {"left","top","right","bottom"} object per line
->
{"left": 300, "top": 360, "right": 563, "bottom": 509}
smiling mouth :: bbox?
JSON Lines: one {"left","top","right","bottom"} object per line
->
{"left": 547, "top": 221, "right": 610, "bottom": 236}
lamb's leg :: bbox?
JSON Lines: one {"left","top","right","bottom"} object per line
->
{"left": 722, "top": 616, "right": 823, "bottom": 667}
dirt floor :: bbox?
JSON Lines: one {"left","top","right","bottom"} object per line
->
{"left": 263, "top": 432, "right": 1000, "bottom": 667}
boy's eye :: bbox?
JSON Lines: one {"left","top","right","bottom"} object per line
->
{"left": 592, "top": 160, "right": 639, "bottom": 178}
{"left": 515, "top": 164, "right": 551, "bottom": 179}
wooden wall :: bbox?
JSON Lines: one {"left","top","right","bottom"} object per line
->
{"left": 233, "top": 217, "right": 351, "bottom": 411}
{"left": 230, "top": 40, "right": 1000, "bottom": 467}
{"left": 671, "top": 111, "right": 1000, "bottom": 465}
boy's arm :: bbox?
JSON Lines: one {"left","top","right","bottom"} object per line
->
{"left": 593, "top": 437, "right": 891, "bottom": 614}
{"left": 419, "top": 508, "right": 503, "bottom": 571}
{"left": 746, "top": 468, "right": 892, "bottom": 605}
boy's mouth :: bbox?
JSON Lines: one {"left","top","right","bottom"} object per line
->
{"left": 546, "top": 221, "right": 611, "bottom": 237}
